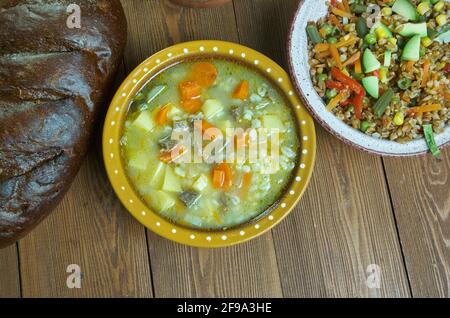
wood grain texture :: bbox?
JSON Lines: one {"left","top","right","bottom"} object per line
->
{"left": 233, "top": 0, "right": 411, "bottom": 297}
{"left": 18, "top": 147, "right": 153, "bottom": 298}
{"left": 122, "top": 0, "right": 283, "bottom": 298}
{"left": 0, "top": 244, "right": 21, "bottom": 297}
{"left": 383, "top": 149, "right": 450, "bottom": 297}
{"left": 16, "top": 60, "right": 153, "bottom": 298}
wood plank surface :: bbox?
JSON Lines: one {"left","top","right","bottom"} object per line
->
{"left": 0, "top": 244, "right": 21, "bottom": 297}
{"left": 122, "top": 0, "right": 283, "bottom": 298}
{"left": 1, "top": 0, "right": 448, "bottom": 299}
{"left": 18, "top": 147, "right": 153, "bottom": 297}
{"left": 233, "top": 0, "right": 411, "bottom": 297}
{"left": 383, "top": 149, "right": 450, "bottom": 297}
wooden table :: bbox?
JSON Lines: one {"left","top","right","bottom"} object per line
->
{"left": 1, "top": 0, "right": 449, "bottom": 298}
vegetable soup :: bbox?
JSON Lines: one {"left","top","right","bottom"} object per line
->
{"left": 121, "top": 58, "right": 300, "bottom": 229}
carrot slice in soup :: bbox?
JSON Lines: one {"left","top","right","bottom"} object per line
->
{"left": 233, "top": 80, "right": 249, "bottom": 100}
{"left": 181, "top": 98, "right": 203, "bottom": 113}
{"left": 201, "top": 120, "right": 219, "bottom": 140}
{"left": 179, "top": 80, "right": 202, "bottom": 100}
{"left": 189, "top": 62, "right": 217, "bottom": 88}
{"left": 212, "top": 170, "right": 225, "bottom": 189}
{"left": 212, "top": 163, "right": 233, "bottom": 190}
{"left": 155, "top": 103, "right": 171, "bottom": 126}
{"left": 239, "top": 172, "right": 252, "bottom": 198}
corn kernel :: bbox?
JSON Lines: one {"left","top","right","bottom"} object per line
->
{"left": 417, "top": 2, "right": 431, "bottom": 15}
{"left": 393, "top": 112, "right": 405, "bottom": 126}
{"left": 433, "top": 1, "right": 445, "bottom": 12}
{"left": 382, "top": 7, "right": 392, "bottom": 16}
{"left": 436, "top": 14, "right": 447, "bottom": 26}
{"left": 421, "top": 36, "right": 433, "bottom": 47}
{"left": 376, "top": 27, "right": 388, "bottom": 39}
{"left": 388, "top": 37, "right": 398, "bottom": 46}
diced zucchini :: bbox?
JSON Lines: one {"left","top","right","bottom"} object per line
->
{"left": 162, "top": 166, "right": 182, "bottom": 192}
{"left": 261, "top": 115, "right": 285, "bottom": 131}
{"left": 363, "top": 49, "right": 381, "bottom": 73}
{"left": 392, "top": 0, "right": 418, "bottom": 22}
{"left": 128, "top": 151, "right": 148, "bottom": 171}
{"left": 202, "top": 99, "right": 223, "bottom": 119}
{"left": 145, "top": 190, "right": 175, "bottom": 211}
{"left": 217, "top": 119, "right": 233, "bottom": 132}
{"left": 397, "top": 22, "right": 427, "bottom": 37}
{"left": 131, "top": 110, "right": 155, "bottom": 132}
{"left": 148, "top": 161, "right": 166, "bottom": 189}
{"left": 402, "top": 35, "right": 421, "bottom": 61}
{"left": 192, "top": 174, "right": 209, "bottom": 192}
{"left": 362, "top": 76, "right": 380, "bottom": 99}
{"left": 370, "top": 22, "right": 393, "bottom": 39}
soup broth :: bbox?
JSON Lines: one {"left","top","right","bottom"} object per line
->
{"left": 121, "top": 58, "right": 300, "bottom": 229}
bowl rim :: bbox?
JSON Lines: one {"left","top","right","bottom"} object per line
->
{"left": 287, "top": 0, "right": 450, "bottom": 157}
{"left": 103, "top": 40, "right": 316, "bottom": 247}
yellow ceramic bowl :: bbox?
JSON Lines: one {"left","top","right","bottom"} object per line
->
{"left": 103, "top": 40, "right": 316, "bottom": 247}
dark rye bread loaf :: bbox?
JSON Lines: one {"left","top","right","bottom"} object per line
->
{"left": 0, "top": 0, "right": 127, "bottom": 248}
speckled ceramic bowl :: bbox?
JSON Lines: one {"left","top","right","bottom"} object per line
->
{"left": 103, "top": 40, "right": 316, "bottom": 247}
{"left": 288, "top": 0, "right": 450, "bottom": 156}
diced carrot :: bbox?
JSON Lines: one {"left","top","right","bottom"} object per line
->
{"left": 316, "top": 50, "right": 331, "bottom": 59}
{"left": 444, "top": 92, "right": 450, "bottom": 100}
{"left": 155, "top": 103, "right": 171, "bottom": 126}
{"left": 405, "top": 61, "right": 414, "bottom": 73}
{"left": 179, "top": 80, "right": 202, "bottom": 100}
{"left": 212, "top": 170, "right": 225, "bottom": 189}
{"left": 181, "top": 98, "right": 203, "bottom": 113}
{"left": 159, "top": 145, "right": 187, "bottom": 163}
{"left": 212, "top": 163, "right": 233, "bottom": 190}
{"left": 342, "top": 52, "right": 361, "bottom": 68}
{"left": 201, "top": 120, "right": 219, "bottom": 140}
{"left": 329, "top": 43, "right": 343, "bottom": 69}
{"left": 329, "top": 14, "right": 342, "bottom": 29}
{"left": 406, "top": 104, "right": 442, "bottom": 116}
{"left": 239, "top": 172, "right": 252, "bottom": 198}
{"left": 314, "top": 43, "right": 330, "bottom": 52}
{"left": 233, "top": 80, "right": 249, "bottom": 100}
{"left": 421, "top": 60, "right": 430, "bottom": 88}
{"left": 354, "top": 57, "right": 362, "bottom": 74}
{"left": 189, "top": 62, "right": 217, "bottom": 88}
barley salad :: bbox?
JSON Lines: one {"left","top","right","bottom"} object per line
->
{"left": 306, "top": 0, "right": 449, "bottom": 155}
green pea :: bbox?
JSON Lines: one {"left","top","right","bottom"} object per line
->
{"left": 419, "top": 46, "right": 426, "bottom": 57}
{"left": 317, "top": 73, "right": 328, "bottom": 82}
{"left": 326, "top": 89, "right": 338, "bottom": 99}
{"left": 321, "top": 23, "right": 333, "bottom": 36}
{"left": 327, "top": 37, "right": 338, "bottom": 44}
{"left": 360, "top": 121, "right": 370, "bottom": 132}
{"left": 364, "top": 33, "right": 377, "bottom": 45}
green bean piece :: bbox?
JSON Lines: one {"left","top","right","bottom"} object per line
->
{"left": 351, "top": 4, "right": 368, "bottom": 14}
{"left": 373, "top": 89, "right": 394, "bottom": 118}
{"left": 423, "top": 124, "right": 441, "bottom": 156}
{"left": 306, "top": 24, "right": 323, "bottom": 44}
{"left": 356, "top": 17, "right": 369, "bottom": 38}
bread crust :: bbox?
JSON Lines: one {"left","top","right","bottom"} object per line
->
{"left": 0, "top": 0, "right": 127, "bottom": 248}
